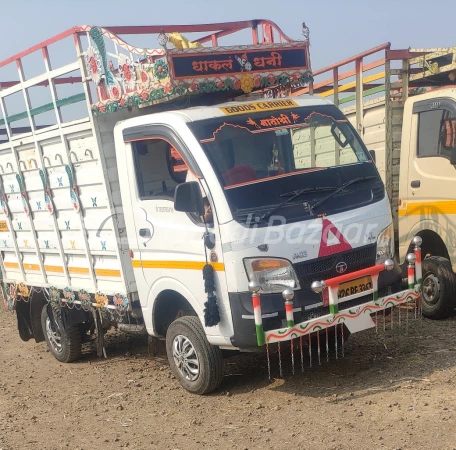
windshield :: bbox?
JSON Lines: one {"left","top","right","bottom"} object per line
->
{"left": 188, "top": 103, "right": 383, "bottom": 225}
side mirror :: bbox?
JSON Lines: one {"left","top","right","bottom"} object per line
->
{"left": 174, "top": 181, "right": 204, "bottom": 216}
{"left": 369, "top": 149, "right": 376, "bottom": 163}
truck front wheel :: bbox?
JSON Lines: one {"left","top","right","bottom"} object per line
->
{"left": 166, "top": 316, "right": 224, "bottom": 395}
{"left": 41, "top": 305, "right": 82, "bottom": 363}
{"left": 421, "top": 256, "right": 456, "bottom": 320}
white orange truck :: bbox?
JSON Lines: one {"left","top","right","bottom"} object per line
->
{"left": 293, "top": 44, "right": 456, "bottom": 320}
{"left": 0, "top": 21, "right": 421, "bottom": 394}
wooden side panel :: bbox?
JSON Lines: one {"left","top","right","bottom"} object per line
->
{"left": 344, "top": 99, "right": 403, "bottom": 232}
{"left": 291, "top": 126, "right": 358, "bottom": 169}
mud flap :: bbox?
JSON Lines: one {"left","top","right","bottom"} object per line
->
{"left": 15, "top": 301, "right": 33, "bottom": 342}
{"left": 15, "top": 296, "right": 47, "bottom": 343}
{"left": 31, "top": 297, "right": 46, "bottom": 342}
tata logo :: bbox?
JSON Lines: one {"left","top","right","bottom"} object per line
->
{"left": 336, "top": 262, "right": 348, "bottom": 274}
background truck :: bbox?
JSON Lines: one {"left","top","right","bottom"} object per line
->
{"left": 292, "top": 44, "right": 456, "bottom": 319}
{"left": 0, "top": 21, "right": 420, "bottom": 394}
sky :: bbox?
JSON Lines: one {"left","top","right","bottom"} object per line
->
{"left": 1, "top": 0, "right": 455, "bottom": 71}
{"left": 0, "top": 0, "right": 455, "bottom": 129}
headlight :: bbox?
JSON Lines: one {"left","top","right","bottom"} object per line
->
{"left": 376, "top": 224, "right": 394, "bottom": 264}
{"left": 244, "top": 258, "right": 300, "bottom": 293}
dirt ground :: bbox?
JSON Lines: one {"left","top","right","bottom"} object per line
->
{"left": 1, "top": 305, "right": 456, "bottom": 450}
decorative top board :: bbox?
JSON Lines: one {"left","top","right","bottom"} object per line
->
{"left": 86, "top": 27, "right": 313, "bottom": 116}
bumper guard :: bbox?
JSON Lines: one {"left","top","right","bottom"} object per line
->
{"left": 249, "top": 238, "right": 423, "bottom": 347}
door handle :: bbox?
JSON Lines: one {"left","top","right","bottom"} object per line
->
{"left": 411, "top": 180, "right": 421, "bottom": 188}
{"left": 139, "top": 228, "right": 151, "bottom": 238}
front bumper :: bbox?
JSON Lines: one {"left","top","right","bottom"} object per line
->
{"left": 263, "top": 284, "right": 420, "bottom": 345}
{"left": 229, "top": 260, "right": 404, "bottom": 349}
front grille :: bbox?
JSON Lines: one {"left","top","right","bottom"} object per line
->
{"left": 343, "top": 246, "right": 375, "bottom": 264}
{"left": 294, "top": 244, "right": 377, "bottom": 290}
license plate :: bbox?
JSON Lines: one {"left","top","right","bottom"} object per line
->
{"left": 338, "top": 275, "right": 373, "bottom": 299}
{"left": 0, "top": 220, "right": 8, "bottom": 232}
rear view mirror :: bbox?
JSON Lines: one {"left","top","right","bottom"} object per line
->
{"left": 331, "top": 123, "right": 349, "bottom": 148}
{"left": 369, "top": 150, "right": 376, "bottom": 163}
{"left": 174, "top": 181, "right": 204, "bottom": 216}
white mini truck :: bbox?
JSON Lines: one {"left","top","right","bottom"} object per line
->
{"left": 0, "top": 21, "right": 421, "bottom": 394}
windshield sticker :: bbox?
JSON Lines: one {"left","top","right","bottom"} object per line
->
{"left": 220, "top": 99, "right": 298, "bottom": 115}
{"left": 200, "top": 111, "right": 347, "bottom": 143}
{"left": 247, "top": 112, "right": 300, "bottom": 128}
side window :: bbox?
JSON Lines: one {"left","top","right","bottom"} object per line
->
{"left": 167, "top": 146, "right": 188, "bottom": 183}
{"left": 417, "top": 108, "right": 456, "bottom": 159}
{"left": 132, "top": 138, "right": 189, "bottom": 199}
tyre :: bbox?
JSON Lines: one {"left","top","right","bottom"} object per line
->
{"left": 41, "top": 304, "right": 82, "bottom": 363}
{"left": 166, "top": 316, "right": 224, "bottom": 395}
{"left": 421, "top": 256, "right": 456, "bottom": 320}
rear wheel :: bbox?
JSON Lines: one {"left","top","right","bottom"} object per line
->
{"left": 166, "top": 316, "right": 224, "bottom": 395}
{"left": 421, "top": 256, "right": 456, "bottom": 319}
{"left": 41, "top": 305, "right": 82, "bottom": 363}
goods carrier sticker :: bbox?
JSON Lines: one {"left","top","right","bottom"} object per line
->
{"left": 0, "top": 221, "right": 8, "bottom": 232}
{"left": 220, "top": 99, "right": 299, "bottom": 115}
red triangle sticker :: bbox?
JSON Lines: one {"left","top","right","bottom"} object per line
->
{"left": 318, "top": 218, "right": 352, "bottom": 257}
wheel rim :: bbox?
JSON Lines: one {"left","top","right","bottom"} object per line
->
{"left": 172, "top": 335, "right": 200, "bottom": 382}
{"left": 45, "top": 316, "right": 63, "bottom": 353}
{"left": 423, "top": 273, "right": 440, "bottom": 305}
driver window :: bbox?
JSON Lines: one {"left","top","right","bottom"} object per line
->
{"left": 132, "top": 138, "right": 189, "bottom": 200}
{"left": 131, "top": 138, "right": 213, "bottom": 224}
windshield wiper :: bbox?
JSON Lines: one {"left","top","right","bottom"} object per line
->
{"left": 260, "top": 186, "right": 338, "bottom": 221}
{"left": 279, "top": 186, "right": 337, "bottom": 197}
{"left": 310, "top": 176, "right": 377, "bottom": 213}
